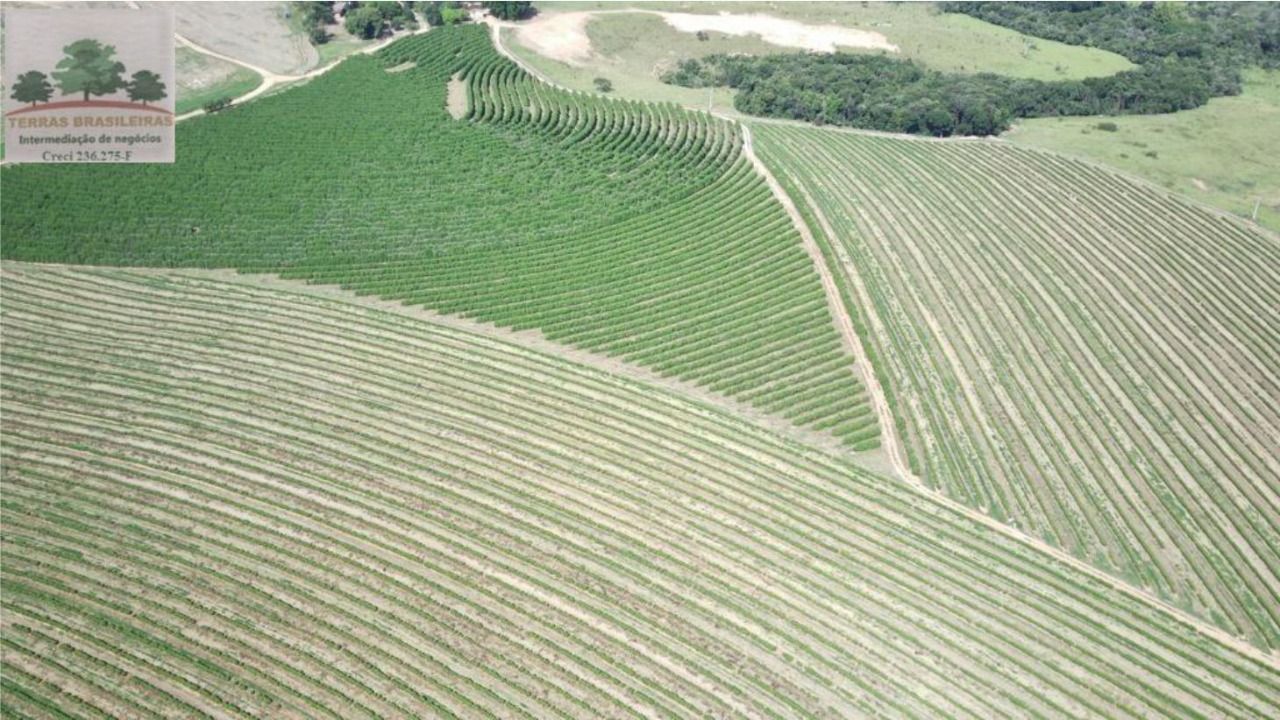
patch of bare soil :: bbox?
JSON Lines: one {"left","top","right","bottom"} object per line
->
{"left": 386, "top": 61, "right": 417, "bottom": 73}
{"left": 511, "top": 11, "right": 594, "bottom": 65}
{"left": 446, "top": 73, "right": 468, "bottom": 119}
{"left": 658, "top": 12, "right": 898, "bottom": 53}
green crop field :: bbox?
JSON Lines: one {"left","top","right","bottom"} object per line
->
{"left": 0, "top": 25, "right": 877, "bottom": 451}
{"left": 753, "top": 122, "right": 1280, "bottom": 649}
{"left": 3, "top": 263, "right": 1277, "bottom": 718}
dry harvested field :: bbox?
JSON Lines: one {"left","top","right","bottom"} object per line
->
{"left": 3, "top": 263, "right": 1279, "bottom": 718}
{"left": 752, "top": 122, "right": 1280, "bottom": 650}
{"left": 169, "top": 1, "right": 318, "bottom": 76}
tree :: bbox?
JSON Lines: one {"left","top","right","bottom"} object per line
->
{"left": 10, "top": 70, "right": 53, "bottom": 106}
{"left": 126, "top": 70, "right": 166, "bottom": 105}
{"left": 296, "top": 2, "right": 336, "bottom": 46}
{"left": 345, "top": 5, "right": 385, "bottom": 38}
{"left": 295, "top": 1, "right": 335, "bottom": 25}
{"left": 593, "top": 77, "right": 613, "bottom": 93}
{"left": 441, "top": 3, "right": 468, "bottom": 25}
{"left": 422, "top": 2, "right": 443, "bottom": 26}
{"left": 52, "top": 38, "right": 129, "bottom": 102}
{"left": 483, "top": 2, "right": 533, "bottom": 21}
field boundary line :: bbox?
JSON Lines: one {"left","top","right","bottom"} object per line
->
{"left": 752, "top": 150, "right": 1280, "bottom": 670}
{"left": 736, "top": 125, "right": 904, "bottom": 482}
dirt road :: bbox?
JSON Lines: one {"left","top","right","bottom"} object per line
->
{"left": 174, "top": 25, "right": 432, "bottom": 122}
{"left": 738, "top": 124, "right": 913, "bottom": 487}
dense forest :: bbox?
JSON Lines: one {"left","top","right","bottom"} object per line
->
{"left": 663, "top": 2, "right": 1280, "bottom": 136}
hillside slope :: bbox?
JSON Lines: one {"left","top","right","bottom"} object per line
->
{"left": 0, "top": 25, "right": 876, "bottom": 451}
{"left": 753, "top": 122, "right": 1280, "bottom": 649}
{"left": 3, "top": 263, "right": 1278, "bottom": 718}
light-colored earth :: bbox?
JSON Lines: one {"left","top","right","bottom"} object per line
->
{"left": 446, "top": 72, "right": 467, "bottom": 119}
{"left": 659, "top": 11, "right": 898, "bottom": 53}
{"left": 512, "top": 9, "right": 897, "bottom": 66}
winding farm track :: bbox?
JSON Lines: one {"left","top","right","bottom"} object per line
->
{"left": 481, "top": 13, "right": 560, "bottom": 87}
{"left": 486, "top": 16, "right": 1280, "bottom": 664}
{"left": 738, "top": 125, "right": 906, "bottom": 477}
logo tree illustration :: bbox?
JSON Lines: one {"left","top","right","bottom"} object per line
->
{"left": 51, "top": 38, "right": 128, "bottom": 102}
{"left": 127, "top": 70, "right": 167, "bottom": 105}
{"left": 10, "top": 70, "right": 54, "bottom": 106}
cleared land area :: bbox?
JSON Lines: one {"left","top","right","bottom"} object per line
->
{"left": 1009, "top": 68, "right": 1280, "bottom": 234}
{"left": 753, "top": 123, "right": 1280, "bottom": 650}
{"left": 0, "top": 25, "right": 878, "bottom": 451}
{"left": 503, "top": 2, "right": 1132, "bottom": 113}
{"left": 3, "top": 263, "right": 1279, "bottom": 718}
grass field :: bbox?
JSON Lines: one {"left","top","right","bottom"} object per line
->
{"left": 1008, "top": 68, "right": 1280, "bottom": 234}
{"left": 174, "top": 46, "right": 264, "bottom": 114}
{"left": 3, "top": 262, "right": 1277, "bottom": 718}
{"left": 753, "top": 123, "right": 1280, "bottom": 649}
{"left": 0, "top": 25, "right": 878, "bottom": 451}
{"left": 504, "top": 1, "right": 1133, "bottom": 113}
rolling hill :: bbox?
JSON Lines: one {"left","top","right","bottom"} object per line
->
{"left": 753, "top": 121, "right": 1280, "bottom": 649}
{"left": 0, "top": 25, "right": 877, "bottom": 450}
{"left": 3, "top": 263, "right": 1277, "bottom": 718}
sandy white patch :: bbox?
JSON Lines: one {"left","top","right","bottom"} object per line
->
{"left": 658, "top": 12, "right": 898, "bottom": 53}
{"left": 446, "top": 73, "right": 468, "bottom": 120}
{"left": 510, "top": 10, "right": 898, "bottom": 67}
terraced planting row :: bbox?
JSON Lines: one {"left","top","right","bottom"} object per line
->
{"left": 0, "top": 25, "right": 876, "bottom": 450}
{"left": 3, "top": 263, "right": 1279, "bottom": 718}
{"left": 752, "top": 123, "right": 1280, "bottom": 649}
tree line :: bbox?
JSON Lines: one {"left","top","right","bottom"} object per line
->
{"left": 295, "top": 1, "right": 532, "bottom": 44}
{"left": 663, "top": 2, "right": 1280, "bottom": 136}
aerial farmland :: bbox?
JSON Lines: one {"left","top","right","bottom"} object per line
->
{"left": 2, "top": 2, "right": 1278, "bottom": 718}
